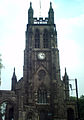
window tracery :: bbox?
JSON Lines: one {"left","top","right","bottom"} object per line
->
{"left": 38, "top": 88, "right": 47, "bottom": 103}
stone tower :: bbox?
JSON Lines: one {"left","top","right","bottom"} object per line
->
{"left": 0, "top": 2, "right": 77, "bottom": 120}
{"left": 22, "top": 2, "right": 68, "bottom": 120}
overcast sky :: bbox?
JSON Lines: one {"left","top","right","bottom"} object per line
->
{"left": 0, "top": 0, "right": 84, "bottom": 97}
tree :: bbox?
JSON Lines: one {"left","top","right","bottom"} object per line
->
{"left": 70, "top": 95, "right": 84, "bottom": 120}
{"left": 0, "top": 102, "right": 7, "bottom": 120}
{"left": 0, "top": 54, "right": 4, "bottom": 86}
{"left": 79, "top": 95, "right": 84, "bottom": 120}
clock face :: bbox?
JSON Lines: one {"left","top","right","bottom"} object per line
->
{"left": 38, "top": 52, "right": 45, "bottom": 60}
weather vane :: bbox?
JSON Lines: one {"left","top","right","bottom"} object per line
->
{"left": 0, "top": 54, "right": 4, "bottom": 86}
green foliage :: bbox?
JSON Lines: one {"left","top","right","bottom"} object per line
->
{"left": 0, "top": 103, "right": 7, "bottom": 120}
{"left": 79, "top": 95, "right": 84, "bottom": 120}
{"left": 70, "top": 96, "right": 84, "bottom": 120}
{"left": 80, "top": 95, "right": 84, "bottom": 99}
{"left": 70, "top": 96, "right": 77, "bottom": 101}
{"left": 0, "top": 54, "right": 4, "bottom": 86}
{"left": 0, "top": 105, "right": 3, "bottom": 120}
{"left": 0, "top": 54, "right": 3, "bottom": 69}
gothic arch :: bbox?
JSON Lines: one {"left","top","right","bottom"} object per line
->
{"left": 35, "top": 28, "right": 40, "bottom": 48}
{"left": 32, "top": 65, "right": 51, "bottom": 104}
{"left": 0, "top": 98, "right": 17, "bottom": 120}
{"left": 43, "top": 29, "right": 49, "bottom": 48}
{"left": 36, "top": 64, "right": 50, "bottom": 76}
{"left": 0, "top": 98, "right": 16, "bottom": 105}
{"left": 26, "top": 111, "right": 35, "bottom": 120}
{"left": 34, "top": 65, "right": 50, "bottom": 83}
{"left": 37, "top": 83, "right": 47, "bottom": 104}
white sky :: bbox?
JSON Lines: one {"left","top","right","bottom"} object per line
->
{"left": 0, "top": 0, "right": 84, "bottom": 97}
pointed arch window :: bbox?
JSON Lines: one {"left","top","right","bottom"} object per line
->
{"left": 43, "top": 29, "right": 49, "bottom": 48}
{"left": 35, "top": 29, "right": 40, "bottom": 48}
{"left": 38, "top": 88, "right": 47, "bottom": 103}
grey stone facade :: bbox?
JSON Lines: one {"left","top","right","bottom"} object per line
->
{"left": 0, "top": 2, "right": 77, "bottom": 120}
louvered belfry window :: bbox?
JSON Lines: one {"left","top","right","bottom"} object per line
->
{"left": 43, "top": 29, "right": 49, "bottom": 48}
{"left": 35, "top": 29, "right": 40, "bottom": 48}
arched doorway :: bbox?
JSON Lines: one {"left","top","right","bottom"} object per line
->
{"left": 67, "top": 108, "right": 74, "bottom": 120}
{"left": 0, "top": 101, "right": 14, "bottom": 120}
{"left": 26, "top": 112, "right": 34, "bottom": 120}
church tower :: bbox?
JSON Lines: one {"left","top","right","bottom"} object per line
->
{"left": 0, "top": 2, "right": 77, "bottom": 120}
{"left": 23, "top": 2, "right": 67, "bottom": 120}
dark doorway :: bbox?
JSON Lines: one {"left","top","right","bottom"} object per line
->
{"left": 67, "top": 108, "right": 74, "bottom": 120}
{"left": 39, "top": 110, "right": 48, "bottom": 120}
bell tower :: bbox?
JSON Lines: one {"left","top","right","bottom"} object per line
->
{"left": 23, "top": 2, "right": 66, "bottom": 120}
{"left": 24, "top": 2, "right": 60, "bottom": 83}
{"left": 0, "top": 2, "right": 77, "bottom": 120}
